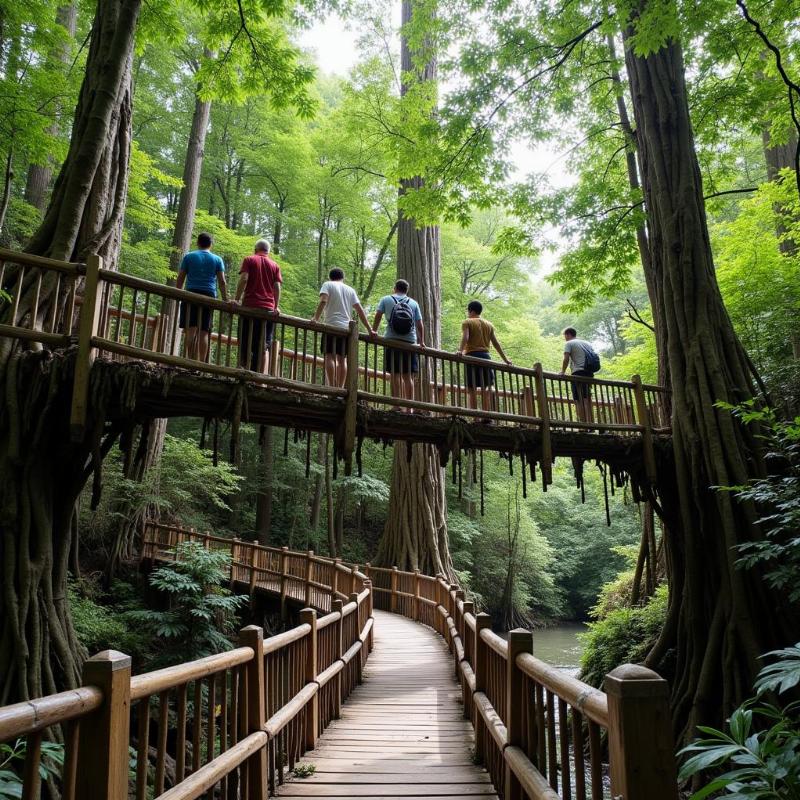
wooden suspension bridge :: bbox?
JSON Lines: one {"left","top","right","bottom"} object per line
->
{"left": 0, "top": 249, "right": 671, "bottom": 488}
{"left": 0, "top": 524, "right": 679, "bottom": 800}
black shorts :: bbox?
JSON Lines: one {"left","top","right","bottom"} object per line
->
{"left": 179, "top": 289, "right": 215, "bottom": 332}
{"left": 238, "top": 315, "right": 275, "bottom": 371}
{"left": 571, "top": 369, "right": 592, "bottom": 401}
{"left": 384, "top": 346, "right": 418, "bottom": 374}
{"left": 465, "top": 351, "right": 494, "bottom": 388}
{"left": 321, "top": 333, "right": 347, "bottom": 356}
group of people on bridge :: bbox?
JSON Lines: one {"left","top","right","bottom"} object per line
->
{"left": 176, "top": 233, "right": 600, "bottom": 419}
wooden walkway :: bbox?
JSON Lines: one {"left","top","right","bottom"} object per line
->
{"left": 276, "top": 610, "right": 498, "bottom": 798}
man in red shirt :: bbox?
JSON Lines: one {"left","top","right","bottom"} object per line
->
{"left": 234, "top": 239, "right": 283, "bottom": 373}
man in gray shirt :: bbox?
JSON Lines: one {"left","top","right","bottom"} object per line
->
{"left": 560, "top": 327, "right": 594, "bottom": 422}
{"left": 371, "top": 279, "right": 425, "bottom": 412}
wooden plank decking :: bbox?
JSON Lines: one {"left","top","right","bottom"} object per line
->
{"left": 276, "top": 610, "right": 498, "bottom": 798}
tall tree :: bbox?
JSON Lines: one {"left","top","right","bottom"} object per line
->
{"left": 375, "top": 0, "right": 453, "bottom": 578}
{"left": 620, "top": 0, "right": 799, "bottom": 739}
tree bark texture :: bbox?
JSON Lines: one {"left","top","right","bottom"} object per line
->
{"left": 24, "top": 3, "right": 78, "bottom": 212}
{"left": 374, "top": 0, "right": 453, "bottom": 579}
{"left": 0, "top": 0, "right": 141, "bottom": 703}
{"left": 622, "top": 23, "right": 798, "bottom": 740}
{"left": 762, "top": 128, "right": 798, "bottom": 257}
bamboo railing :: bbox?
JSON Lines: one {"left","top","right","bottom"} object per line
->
{"left": 0, "top": 524, "right": 373, "bottom": 800}
{"left": 0, "top": 247, "right": 669, "bottom": 480}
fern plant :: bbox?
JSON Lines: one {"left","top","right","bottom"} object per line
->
{"left": 125, "top": 542, "right": 247, "bottom": 667}
{"left": 679, "top": 643, "right": 800, "bottom": 799}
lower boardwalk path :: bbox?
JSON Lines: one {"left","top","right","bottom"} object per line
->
{"left": 276, "top": 609, "right": 499, "bottom": 798}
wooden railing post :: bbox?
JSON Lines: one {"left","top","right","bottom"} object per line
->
{"left": 332, "top": 599, "right": 344, "bottom": 717}
{"left": 390, "top": 566, "right": 398, "bottom": 613}
{"left": 299, "top": 609, "right": 319, "bottom": 751}
{"left": 532, "top": 363, "right": 553, "bottom": 487}
{"left": 239, "top": 626, "right": 267, "bottom": 800}
{"left": 70, "top": 254, "right": 103, "bottom": 442}
{"left": 280, "top": 546, "right": 289, "bottom": 619}
{"left": 350, "top": 564, "right": 359, "bottom": 595}
{"left": 333, "top": 557, "right": 342, "bottom": 596}
{"left": 349, "top": 592, "right": 363, "bottom": 683}
{"left": 230, "top": 537, "right": 240, "bottom": 590}
{"left": 605, "top": 664, "right": 678, "bottom": 800}
{"left": 631, "top": 375, "right": 658, "bottom": 485}
{"left": 305, "top": 550, "right": 314, "bottom": 607}
{"left": 505, "top": 629, "right": 534, "bottom": 795}
{"left": 248, "top": 542, "right": 257, "bottom": 598}
{"left": 76, "top": 650, "right": 131, "bottom": 800}
{"left": 474, "top": 613, "right": 492, "bottom": 750}
{"left": 342, "top": 319, "right": 359, "bottom": 474}
{"left": 413, "top": 569, "right": 421, "bottom": 621}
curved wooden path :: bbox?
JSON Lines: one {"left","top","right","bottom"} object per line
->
{"left": 277, "top": 610, "right": 498, "bottom": 798}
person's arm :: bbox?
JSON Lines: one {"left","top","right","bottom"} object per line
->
{"left": 371, "top": 309, "right": 383, "bottom": 336}
{"left": 561, "top": 348, "right": 571, "bottom": 374}
{"left": 490, "top": 330, "right": 512, "bottom": 365}
{"left": 234, "top": 272, "right": 247, "bottom": 303}
{"left": 217, "top": 270, "right": 228, "bottom": 302}
{"left": 416, "top": 320, "right": 426, "bottom": 348}
{"left": 312, "top": 293, "right": 328, "bottom": 323}
{"left": 354, "top": 302, "right": 373, "bottom": 335}
{"left": 457, "top": 322, "right": 469, "bottom": 355}
{"left": 176, "top": 269, "right": 187, "bottom": 290}
{"left": 274, "top": 281, "right": 281, "bottom": 314}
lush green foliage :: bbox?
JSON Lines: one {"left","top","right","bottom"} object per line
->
{"left": 0, "top": 739, "right": 63, "bottom": 799}
{"left": 124, "top": 543, "right": 247, "bottom": 667}
{"left": 679, "top": 644, "right": 800, "bottom": 799}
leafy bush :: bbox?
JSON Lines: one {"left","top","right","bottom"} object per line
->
{"left": 719, "top": 404, "right": 800, "bottom": 602}
{"left": 0, "top": 739, "right": 63, "bottom": 798}
{"left": 125, "top": 542, "right": 247, "bottom": 667}
{"left": 679, "top": 643, "right": 800, "bottom": 798}
{"left": 579, "top": 584, "right": 668, "bottom": 688}
{"left": 69, "top": 580, "right": 149, "bottom": 659}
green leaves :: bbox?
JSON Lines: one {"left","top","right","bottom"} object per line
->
{"left": 755, "top": 645, "right": 800, "bottom": 696}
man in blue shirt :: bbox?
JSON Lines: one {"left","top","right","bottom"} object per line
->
{"left": 371, "top": 279, "right": 425, "bottom": 412}
{"left": 176, "top": 232, "right": 227, "bottom": 362}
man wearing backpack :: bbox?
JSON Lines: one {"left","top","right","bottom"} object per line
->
{"left": 371, "top": 279, "right": 425, "bottom": 412}
{"left": 561, "top": 327, "right": 600, "bottom": 423}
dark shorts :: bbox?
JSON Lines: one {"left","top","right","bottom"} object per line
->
{"left": 465, "top": 351, "right": 494, "bottom": 388}
{"left": 321, "top": 333, "right": 347, "bottom": 356}
{"left": 238, "top": 315, "right": 275, "bottom": 371}
{"left": 179, "top": 289, "right": 215, "bottom": 332}
{"left": 571, "top": 369, "right": 592, "bottom": 401}
{"left": 384, "top": 346, "right": 418, "bottom": 374}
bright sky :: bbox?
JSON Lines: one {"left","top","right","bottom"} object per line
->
{"left": 297, "top": 15, "right": 570, "bottom": 272}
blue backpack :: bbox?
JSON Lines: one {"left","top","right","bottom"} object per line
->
{"left": 581, "top": 343, "right": 601, "bottom": 374}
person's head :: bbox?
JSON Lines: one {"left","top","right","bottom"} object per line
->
{"left": 329, "top": 268, "right": 345, "bottom": 281}
{"left": 255, "top": 238, "right": 270, "bottom": 254}
{"left": 394, "top": 279, "right": 409, "bottom": 295}
{"left": 467, "top": 300, "right": 483, "bottom": 318}
{"left": 197, "top": 232, "right": 213, "bottom": 250}
{"left": 563, "top": 327, "right": 577, "bottom": 341}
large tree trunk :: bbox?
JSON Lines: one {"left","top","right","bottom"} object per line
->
{"left": 621, "top": 16, "right": 799, "bottom": 741}
{"left": 0, "top": 0, "right": 141, "bottom": 704}
{"left": 374, "top": 0, "right": 453, "bottom": 579}
{"left": 24, "top": 3, "right": 78, "bottom": 212}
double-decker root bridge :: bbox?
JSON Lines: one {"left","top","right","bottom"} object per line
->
{"left": 0, "top": 248, "right": 671, "bottom": 493}
{"left": 0, "top": 524, "right": 679, "bottom": 800}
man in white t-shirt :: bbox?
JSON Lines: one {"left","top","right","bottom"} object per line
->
{"left": 312, "top": 268, "right": 373, "bottom": 387}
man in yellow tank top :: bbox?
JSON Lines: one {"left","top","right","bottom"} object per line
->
{"left": 457, "top": 300, "right": 512, "bottom": 421}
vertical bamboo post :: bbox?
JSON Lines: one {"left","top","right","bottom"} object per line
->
{"left": 390, "top": 566, "right": 398, "bottom": 613}
{"left": 342, "top": 319, "right": 359, "bottom": 474}
{"left": 299, "top": 609, "right": 319, "bottom": 750}
{"left": 280, "top": 546, "right": 289, "bottom": 619}
{"left": 413, "top": 569, "right": 421, "bottom": 621}
{"left": 305, "top": 550, "right": 314, "bottom": 607}
{"left": 605, "top": 665, "right": 678, "bottom": 800}
{"left": 474, "top": 613, "right": 492, "bottom": 751}
{"left": 76, "top": 650, "right": 131, "bottom": 800}
{"left": 631, "top": 375, "right": 658, "bottom": 484}
{"left": 532, "top": 363, "right": 553, "bottom": 487}
{"left": 505, "top": 629, "right": 534, "bottom": 798}
{"left": 70, "top": 254, "right": 103, "bottom": 441}
{"left": 239, "top": 626, "right": 267, "bottom": 800}
{"left": 332, "top": 599, "right": 344, "bottom": 717}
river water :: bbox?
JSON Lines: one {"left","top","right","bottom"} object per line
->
{"left": 532, "top": 622, "right": 587, "bottom": 673}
